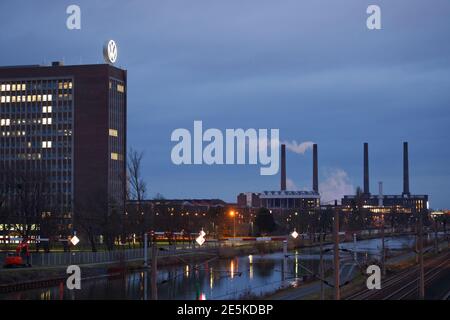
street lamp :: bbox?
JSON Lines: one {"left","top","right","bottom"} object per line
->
{"left": 229, "top": 210, "right": 236, "bottom": 238}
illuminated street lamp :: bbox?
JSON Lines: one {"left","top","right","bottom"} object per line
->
{"left": 291, "top": 229, "right": 299, "bottom": 239}
{"left": 70, "top": 235, "right": 80, "bottom": 246}
{"left": 229, "top": 210, "right": 236, "bottom": 238}
{"left": 196, "top": 229, "right": 206, "bottom": 246}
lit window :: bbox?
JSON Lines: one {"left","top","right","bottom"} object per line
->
{"left": 6, "top": 84, "right": 10, "bottom": 91}
{"left": 42, "top": 106, "right": 52, "bottom": 113}
{"left": 0, "top": 85, "right": 5, "bottom": 91}
{"left": 111, "top": 152, "right": 119, "bottom": 160}
{"left": 27, "top": 95, "right": 31, "bottom": 102}
{"left": 117, "top": 84, "right": 125, "bottom": 93}
{"left": 42, "top": 141, "right": 52, "bottom": 149}
{"left": 21, "top": 84, "right": 26, "bottom": 91}
{"left": 1, "top": 96, "right": 5, "bottom": 103}
{"left": 47, "top": 94, "right": 52, "bottom": 101}
{"left": 43, "top": 95, "right": 47, "bottom": 102}
{"left": 11, "top": 84, "right": 16, "bottom": 91}
{"left": 109, "top": 129, "right": 118, "bottom": 137}
{"left": 42, "top": 118, "right": 52, "bottom": 125}
{"left": 68, "top": 82, "right": 73, "bottom": 89}
{"left": 6, "top": 96, "right": 10, "bottom": 103}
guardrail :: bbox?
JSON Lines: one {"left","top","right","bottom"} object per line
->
{"left": 0, "top": 243, "right": 220, "bottom": 267}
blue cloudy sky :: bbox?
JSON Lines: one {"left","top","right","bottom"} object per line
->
{"left": 1, "top": 1, "right": 449, "bottom": 208}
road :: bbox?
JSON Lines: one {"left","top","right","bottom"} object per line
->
{"left": 346, "top": 250, "right": 450, "bottom": 300}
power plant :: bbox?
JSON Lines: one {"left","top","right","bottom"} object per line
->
{"left": 237, "top": 143, "right": 320, "bottom": 211}
{"left": 238, "top": 141, "right": 428, "bottom": 215}
{"left": 341, "top": 142, "right": 428, "bottom": 213}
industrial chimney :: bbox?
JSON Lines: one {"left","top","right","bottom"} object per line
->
{"left": 313, "top": 144, "right": 318, "bottom": 193}
{"left": 403, "top": 142, "right": 410, "bottom": 196}
{"left": 364, "top": 142, "right": 370, "bottom": 195}
{"left": 378, "top": 181, "right": 384, "bottom": 207}
{"left": 281, "top": 144, "right": 286, "bottom": 191}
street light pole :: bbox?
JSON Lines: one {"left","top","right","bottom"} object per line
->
{"left": 151, "top": 236, "right": 158, "bottom": 300}
{"left": 333, "top": 206, "right": 340, "bottom": 300}
{"left": 381, "top": 215, "right": 386, "bottom": 276}
{"left": 233, "top": 215, "right": 236, "bottom": 238}
{"left": 144, "top": 232, "right": 148, "bottom": 267}
{"left": 320, "top": 231, "right": 324, "bottom": 300}
{"left": 418, "top": 210, "right": 425, "bottom": 299}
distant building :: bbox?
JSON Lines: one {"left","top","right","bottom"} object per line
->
{"left": 341, "top": 142, "right": 429, "bottom": 213}
{"left": 259, "top": 190, "right": 320, "bottom": 210}
{"left": 237, "top": 143, "right": 320, "bottom": 212}
{"left": 237, "top": 192, "right": 261, "bottom": 208}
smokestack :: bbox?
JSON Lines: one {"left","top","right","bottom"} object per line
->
{"left": 403, "top": 142, "right": 410, "bottom": 196}
{"left": 313, "top": 144, "right": 318, "bottom": 193}
{"left": 378, "top": 181, "right": 383, "bottom": 207}
{"left": 364, "top": 142, "right": 370, "bottom": 195}
{"left": 281, "top": 144, "right": 286, "bottom": 191}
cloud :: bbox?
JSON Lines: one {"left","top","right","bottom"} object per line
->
{"left": 283, "top": 140, "right": 314, "bottom": 155}
{"left": 320, "top": 169, "right": 354, "bottom": 204}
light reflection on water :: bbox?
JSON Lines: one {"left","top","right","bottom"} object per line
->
{"left": 0, "top": 236, "right": 416, "bottom": 300}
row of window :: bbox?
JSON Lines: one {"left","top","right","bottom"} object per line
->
{"left": 4, "top": 153, "right": 72, "bottom": 160}
{"left": 0, "top": 81, "right": 73, "bottom": 92}
{"left": 1, "top": 129, "right": 72, "bottom": 137}
{"left": 1, "top": 94, "right": 53, "bottom": 103}
{"left": 0, "top": 117, "right": 55, "bottom": 126}
{"left": 0, "top": 84, "right": 26, "bottom": 91}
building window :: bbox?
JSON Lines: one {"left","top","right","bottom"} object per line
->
{"left": 42, "top": 106, "right": 52, "bottom": 113}
{"left": 117, "top": 84, "right": 125, "bottom": 93}
{"left": 109, "top": 129, "right": 118, "bottom": 137}
{"left": 111, "top": 152, "right": 119, "bottom": 160}
{"left": 42, "top": 141, "right": 52, "bottom": 148}
{"left": 42, "top": 117, "right": 52, "bottom": 125}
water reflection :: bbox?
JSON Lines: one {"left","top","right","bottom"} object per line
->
{"left": 0, "top": 236, "right": 417, "bottom": 300}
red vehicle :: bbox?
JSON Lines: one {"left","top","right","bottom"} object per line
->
{"left": 3, "top": 240, "right": 31, "bottom": 268}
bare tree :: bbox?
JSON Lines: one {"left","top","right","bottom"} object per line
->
{"left": 127, "top": 148, "right": 147, "bottom": 202}
{"left": 127, "top": 148, "right": 150, "bottom": 245}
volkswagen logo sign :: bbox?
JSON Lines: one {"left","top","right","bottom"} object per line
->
{"left": 103, "top": 40, "right": 118, "bottom": 64}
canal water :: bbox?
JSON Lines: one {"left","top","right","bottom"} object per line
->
{"left": 1, "top": 236, "right": 416, "bottom": 300}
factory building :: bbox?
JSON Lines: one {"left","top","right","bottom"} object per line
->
{"left": 237, "top": 143, "right": 320, "bottom": 211}
{"left": 341, "top": 142, "right": 429, "bottom": 213}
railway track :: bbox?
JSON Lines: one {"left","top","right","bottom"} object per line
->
{"left": 346, "top": 251, "right": 450, "bottom": 300}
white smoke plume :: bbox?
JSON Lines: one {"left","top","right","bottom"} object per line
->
{"left": 283, "top": 140, "right": 314, "bottom": 154}
{"left": 320, "top": 169, "right": 355, "bottom": 204}
{"left": 286, "top": 178, "right": 299, "bottom": 191}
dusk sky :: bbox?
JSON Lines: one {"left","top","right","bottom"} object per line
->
{"left": 1, "top": 0, "right": 449, "bottom": 208}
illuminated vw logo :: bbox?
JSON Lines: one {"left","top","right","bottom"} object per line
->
{"left": 103, "top": 40, "right": 118, "bottom": 64}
